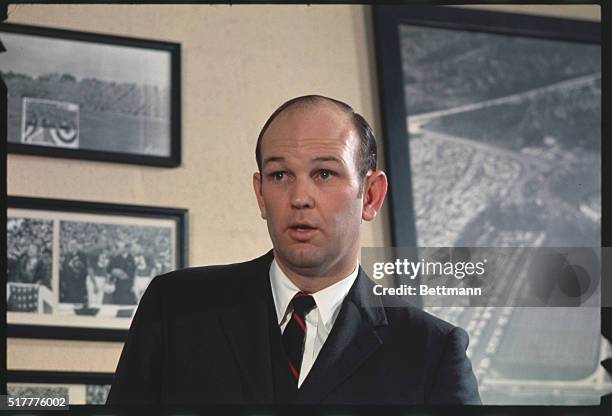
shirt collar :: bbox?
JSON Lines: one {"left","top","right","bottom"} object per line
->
{"left": 269, "top": 257, "right": 359, "bottom": 331}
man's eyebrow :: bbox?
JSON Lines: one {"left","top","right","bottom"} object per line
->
{"left": 263, "top": 156, "right": 285, "bottom": 166}
{"left": 313, "top": 156, "right": 344, "bottom": 165}
{"left": 263, "top": 156, "right": 344, "bottom": 165}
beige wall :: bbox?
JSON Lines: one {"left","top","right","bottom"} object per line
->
{"left": 6, "top": 4, "right": 600, "bottom": 373}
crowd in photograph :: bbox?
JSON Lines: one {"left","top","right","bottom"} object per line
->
{"left": 6, "top": 217, "right": 173, "bottom": 308}
{"left": 59, "top": 221, "right": 173, "bottom": 306}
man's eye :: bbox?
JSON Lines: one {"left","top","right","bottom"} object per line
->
{"left": 318, "top": 170, "right": 335, "bottom": 180}
{"left": 271, "top": 171, "right": 286, "bottom": 181}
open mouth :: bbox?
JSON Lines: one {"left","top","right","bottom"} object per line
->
{"left": 290, "top": 225, "right": 316, "bottom": 231}
{"left": 288, "top": 223, "right": 318, "bottom": 241}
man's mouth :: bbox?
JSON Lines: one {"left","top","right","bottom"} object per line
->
{"left": 287, "top": 223, "right": 318, "bottom": 241}
{"left": 290, "top": 225, "right": 316, "bottom": 231}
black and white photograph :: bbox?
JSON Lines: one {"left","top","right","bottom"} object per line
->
{"left": 0, "top": 23, "right": 181, "bottom": 166}
{"left": 374, "top": 6, "right": 608, "bottom": 405}
{"left": 7, "top": 217, "right": 54, "bottom": 314}
{"left": 399, "top": 25, "right": 600, "bottom": 249}
{"left": 58, "top": 220, "right": 173, "bottom": 316}
{"left": 7, "top": 371, "right": 113, "bottom": 405}
{"left": 6, "top": 196, "right": 187, "bottom": 341}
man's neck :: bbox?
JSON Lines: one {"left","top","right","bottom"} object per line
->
{"left": 273, "top": 253, "right": 358, "bottom": 293}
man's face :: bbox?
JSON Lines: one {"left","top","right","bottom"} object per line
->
{"left": 68, "top": 240, "right": 78, "bottom": 253}
{"left": 132, "top": 243, "right": 143, "bottom": 256}
{"left": 253, "top": 104, "right": 364, "bottom": 277}
{"left": 117, "top": 242, "right": 127, "bottom": 255}
{"left": 27, "top": 244, "right": 38, "bottom": 257}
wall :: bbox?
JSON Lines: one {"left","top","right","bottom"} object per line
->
{"left": 5, "top": 4, "right": 600, "bottom": 373}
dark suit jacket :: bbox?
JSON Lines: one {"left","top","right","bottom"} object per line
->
{"left": 107, "top": 251, "right": 481, "bottom": 404}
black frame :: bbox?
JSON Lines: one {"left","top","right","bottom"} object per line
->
{"left": 373, "top": 5, "right": 606, "bottom": 405}
{"left": 6, "top": 370, "right": 114, "bottom": 405}
{"left": 373, "top": 5, "right": 601, "bottom": 247}
{"left": 6, "top": 195, "right": 188, "bottom": 341}
{"left": 7, "top": 370, "right": 114, "bottom": 386}
{"left": 1, "top": 22, "right": 181, "bottom": 167}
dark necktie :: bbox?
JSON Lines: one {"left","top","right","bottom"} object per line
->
{"left": 282, "top": 292, "right": 316, "bottom": 384}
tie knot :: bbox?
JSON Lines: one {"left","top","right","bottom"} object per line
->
{"left": 290, "top": 292, "right": 316, "bottom": 315}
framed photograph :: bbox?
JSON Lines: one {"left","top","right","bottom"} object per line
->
{"left": 373, "top": 6, "right": 603, "bottom": 405}
{"left": 6, "top": 196, "right": 188, "bottom": 341}
{"left": 7, "top": 370, "right": 114, "bottom": 405}
{"left": 1, "top": 23, "right": 181, "bottom": 167}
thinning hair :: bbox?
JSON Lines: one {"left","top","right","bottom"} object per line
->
{"left": 255, "top": 95, "right": 378, "bottom": 187}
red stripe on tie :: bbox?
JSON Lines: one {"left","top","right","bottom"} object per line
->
{"left": 288, "top": 359, "right": 299, "bottom": 380}
{"left": 293, "top": 312, "right": 306, "bottom": 332}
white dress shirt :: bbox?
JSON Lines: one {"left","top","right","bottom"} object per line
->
{"left": 269, "top": 258, "right": 359, "bottom": 387}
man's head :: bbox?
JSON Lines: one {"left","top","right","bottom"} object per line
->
{"left": 97, "top": 252, "right": 109, "bottom": 267}
{"left": 116, "top": 241, "right": 128, "bottom": 256}
{"left": 256, "top": 95, "right": 377, "bottom": 194}
{"left": 253, "top": 95, "right": 387, "bottom": 285}
{"left": 131, "top": 242, "right": 143, "bottom": 257}
{"left": 27, "top": 243, "right": 39, "bottom": 257}
{"left": 67, "top": 239, "right": 78, "bottom": 254}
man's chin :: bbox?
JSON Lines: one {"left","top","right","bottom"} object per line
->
{"left": 276, "top": 244, "right": 327, "bottom": 273}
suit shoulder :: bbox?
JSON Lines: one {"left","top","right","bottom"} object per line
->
{"left": 145, "top": 252, "right": 271, "bottom": 304}
{"left": 380, "top": 305, "right": 472, "bottom": 385}
{"left": 384, "top": 303, "right": 458, "bottom": 339}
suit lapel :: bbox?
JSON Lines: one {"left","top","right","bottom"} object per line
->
{"left": 220, "top": 251, "right": 275, "bottom": 403}
{"left": 296, "top": 268, "right": 388, "bottom": 403}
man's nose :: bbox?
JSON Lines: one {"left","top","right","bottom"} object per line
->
{"left": 290, "top": 177, "right": 315, "bottom": 209}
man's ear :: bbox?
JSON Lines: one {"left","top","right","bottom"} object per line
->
{"left": 253, "top": 172, "right": 267, "bottom": 220}
{"left": 362, "top": 170, "right": 388, "bottom": 222}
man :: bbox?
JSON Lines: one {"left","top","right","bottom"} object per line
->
{"left": 108, "top": 95, "right": 480, "bottom": 404}
{"left": 107, "top": 241, "right": 137, "bottom": 305}
{"left": 59, "top": 239, "right": 89, "bottom": 304}
{"left": 18, "top": 242, "right": 50, "bottom": 288}
{"left": 132, "top": 242, "right": 158, "bottom": 301}
{"left": 7, "top": 241, "right": 51, "bottom": 313}
{"left": 133, "top": 243, "right": 155, "bottom": 279}
{"left": 87, "top": 247, "right": 110, "bottom": 307}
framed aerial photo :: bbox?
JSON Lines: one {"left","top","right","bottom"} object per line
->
{"left": 6, "top": 196, "right": 188, "bottom": 341}
{"left": 373, "top": 6, "right": 603, "bottom": 405}
{"left": 0, "top": 23, "right": 181, "bottom": 167}
{"left": 7, "top": 371, "right": 114, "bottom": 405}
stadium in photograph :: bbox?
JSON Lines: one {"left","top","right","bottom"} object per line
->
{"left": 399, "top": 23, "right": 606, "bottom": 404}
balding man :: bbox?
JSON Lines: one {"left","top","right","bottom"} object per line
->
{"left": 108, "top": 95, "right": 480, "bottom": 405}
